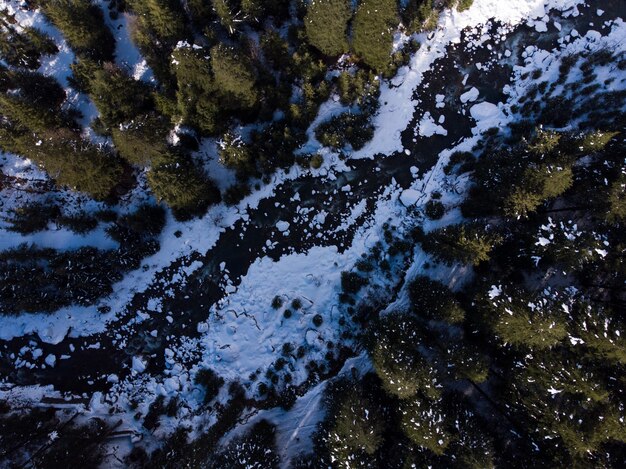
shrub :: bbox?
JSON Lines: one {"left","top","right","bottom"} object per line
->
{"left": 341, "top": 271, "right": 368, "bottom": 294}
{"left": 315, "top": 112, "right": 374, "bottom": 150}
{"left": 310, "top": 153, "right": 324, "bottom": 169}
{"left": 424, "top": 200, "right": 445, "bottom": 220}
{"left": 271, "top": 296, "right": 283, "bottom": 309}
{"left": 194, "top": 368, "right": 224, "bottom": 404}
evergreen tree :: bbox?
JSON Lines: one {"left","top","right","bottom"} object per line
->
{"left": 482, "top": 286, "right": 568, "bottom": 350}
{"left": 88, "top": 63, "right": 152, "bottom": 128}
{"left": 148, "top": 156, "right": 220, "bottom": 218}
{"left": 352, "top": 0, "right": 398, "bottom": 72}
{"left": 127, "top": 0, "right": 187, "bottom": 42}
{"left": 400, "top": 396, "right": 452, "bottom": 455}
{"left": 211, "top": 0, "right": 237, "bottom": 33}
{"left": 41, "top": 0, "right": 115, "bottom": 62}
{"left": 408, "top": 275, "right": 465, "bottom": 323}
{"left": 304, "top": 0, "right": 352, "bottom": 57}
{"left": 218, "top": 131, "right": 256, "bottom": 177}
{"left": 326, "top": 387, "right": 384, "bottom": 465}
{"left": 0, "top": 10, "right": 58, "bottom": 69}
{"left": 503, "top": 164, "right": 573, "bottom": 218}
{"left": 111, "top": 114, "right": 171, "bottom": 167}
{"left": 372, "top": 313, "right": 441, "bottom": 400}
{"left": 171, "top": 45, "right": 220, "bottom": 134}
{"left": 207, "top": 420, "right": 280, "bottom": 468}
{"left": 211, "top": 44, "right": 259, "bottom": 112}
{"left": 606, "top": 175, "right": 626, "bottom": 222}
{"left": 422, "top": 223, "right": 502, "bottom": 266}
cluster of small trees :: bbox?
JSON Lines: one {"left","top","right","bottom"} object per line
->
{"left": 303, "top": 115, "right": 624, "bottom": 465}
{"left": 1, "top": 0, "right": 470, "bottom": 219}
{"left": 0, "top": 204, "right": 165, "bottom": 314}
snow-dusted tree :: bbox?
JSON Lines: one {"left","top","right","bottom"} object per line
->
{"left": 211, "top": 44, "right": 259, "bottom": 111}
{"left": 207, "top": 419, "right": 280, "bottom": 468}
{"left": 372, "top": 313, "right": 441, "bottom": 400}
{"left": 218, "top": 131, "right": 256, "bottom": 177}
{"left": 327, "top": 389, "right": 385, "bottom": 466}
{"left": 400, "top": 396, "right": 452, "bottom": 455}
{"left": 483, "top": 286, "right": 568, "bottom": 350}
{"left": 421, "top": 223, "right": 502, "bottom": 266}
{"left": 112, "top": 114, "right": 171, "bottom": 167}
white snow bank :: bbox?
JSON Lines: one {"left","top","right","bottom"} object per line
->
{"left": 460, "top": 87, "right": 480, "bottom": 103}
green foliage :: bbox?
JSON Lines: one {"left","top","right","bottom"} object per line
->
{"left": 218, "top": 132, "right": 255, "bottom": 177}
{"left": 212, "top": 0, "right": 236, "bottom": 33}
{"left": 503, "top": 164, "right": 573, "bottom": 218}
{"left": 400, "top": 396, "right": 452, "bottom": 455}
{"left": 111, "top": 114, "right": 171, "bottom": 166}
{"left": 456, "top": 0, "right": 474, "bottom": 12}
{"left": 327, "top": 386, "right": 384, "bottom": 464}
{"left": 304, "top": 0, "right": 352, "bottom": 56}
{"left": 606, "top": 175, "right": 626, "bottom": 222}
{"left": 127, "top": 0, "right": 187, "bottom": 42}
{"left": 41, "top": 0, "right": 115, "bottom": 61}
{"left": 481, "top": 286, "right": 568, "bottom": 350}
{"left": 576, "top": 130, "right": 618, "bottom": 154}
{"left": 309, "top": 154, "right": 324, "bottom": 169}
{"left": 352, "top": 0, "right": 398, "bottom": 72}
{"left": 372, "top": 313, "right": 441, "bottom": 400}
{"left": 408, "top": 275, "right": 465, "bottom": 323}
{"left": 148, "top": 156, "right": 220, "bottom": 218}
{"left": 315, "top": 112, "right": 374, "bottom": 151}
{"left": 337, "top": 69, "right": 380, "bottom": 107}
{"left": 88, "top": 63, "right": 153, "bottom": 128}
{"left": 422, "top": 223, "right": 502, "bottom": 266}
{"left": 211, "top": 44, "right": 259, "bottom": 112}
{"left": 0, "top": 10, "right": 58, "bottom": 69}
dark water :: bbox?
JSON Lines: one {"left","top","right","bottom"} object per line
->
{"left": 1, "top": 1, "right": 623, "bottom": 397}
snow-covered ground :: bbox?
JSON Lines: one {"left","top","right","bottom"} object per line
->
{"left": 2, "top": 0, "right": 625, "bottom": 464}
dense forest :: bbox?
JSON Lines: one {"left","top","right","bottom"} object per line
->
{"left": 1, "top": 0, "right": 625, "bottom": 467}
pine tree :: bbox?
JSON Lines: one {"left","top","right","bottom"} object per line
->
{"left": 88, "top": 63, "right": 152, "bottom": 128}
{"left": 304, "top": 0, "right": 352, "bottom": 57}
{"left": 0, "top": 10, "right": 58, "bottom": 69}
{"left": 218, "top": 131, "right": 255, "bottom": 177}
{"left": 482, "top": 286, "right": 568, "bottom": 350}
{"left": 127, "top": 0, "right": 187, "bottom": 42}
{"left": 352, "top": 0, "right": 398, "bottom": 72}
{"left": 606, "top": 175, "right": 626, "bottom": 222}
{"left": 372, "top": 313, "right": 441, "bottom": 400}
{"left": 41, "top": 0, "right": 115, "bottom": 62}
{"left": 503, "top": 164, "right": 573, "bottom": 218}
{"left": 211, "top": 0, "right": 237, "bottom": 33}
{"left": 422, "top": 223, "right": 502, "bottom": 266}
{"left": 147, "top": 156, "right": 220, "bottom": 218}
{"left": 111, "top": 114, "right": 171, "bottom": 167}
{"left": 408, "top": 275, "right": 465, "bottom": 323}
{"left": 400, "top": 396, "right": 452, "bottom": 455}
{"left": 327, "top": 387, "right": 384, "bottom": 465}
{"left": 211, "top": 44, "right": 259, "bottom": 111}
{"left": 171, "top": 45, "right": 221, "bottom": 134}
